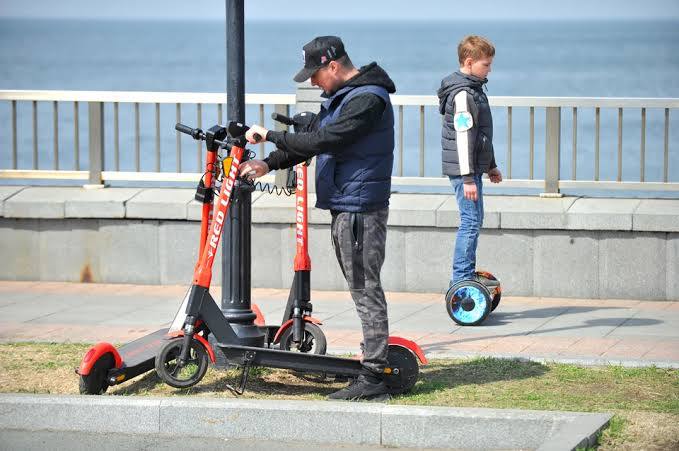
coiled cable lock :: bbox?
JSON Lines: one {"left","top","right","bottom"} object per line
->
{"left": 195, "top": 150, "right": 297, "bottom": 202}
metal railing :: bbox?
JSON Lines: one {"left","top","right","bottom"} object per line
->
{"left": 1, "top": 90, "right": 677, "bottom": 195}
{"left": 389, "top": 95, "right": 678, "bottom": 194}
{"left": 0, "top": 90, "right": 294, "bottom": 185}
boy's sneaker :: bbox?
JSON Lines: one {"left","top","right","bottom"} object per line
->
{"left": 328, "top": 372, "right": 390, "bottom": 401}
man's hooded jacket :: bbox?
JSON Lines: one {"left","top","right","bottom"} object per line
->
{"left": 265, "top": 62, "right": 396, "bottom": 212}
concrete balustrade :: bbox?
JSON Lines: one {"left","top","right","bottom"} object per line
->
{"left": 0, "top": 186, "right": 677, "bottom": 300}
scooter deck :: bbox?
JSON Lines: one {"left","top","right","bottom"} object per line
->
{"left": 111, "top": 328, "right": 169, "bottom": 383}
{"left": 216, "top": 343, "right": 364, "bottom": 377}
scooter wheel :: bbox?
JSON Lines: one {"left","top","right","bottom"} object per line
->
{"left": 491, "top": 291, "right": 502, "bottom": 312}
{"left": 78, "top": 353, "right": 113, "bottom": 395}
{"left": 279, "top": 322, "right": 327, "bottom": 355}
{"left": 475, "top": 271, "right": 502, "bottom": 312}
{"left": 155, "top": 337, "right": 209, "bottom": 389}
{"left": 445, "top": 280, "right": 492, "bottom": 326}
{"left": 384, "top": 345, "right": 419, "bottom": 395}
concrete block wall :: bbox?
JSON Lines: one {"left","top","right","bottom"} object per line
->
{"left": 1, "top": 186, "right": 678, "bottom": 300}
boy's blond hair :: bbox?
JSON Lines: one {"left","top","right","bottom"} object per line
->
{"left": 457, "top": 35, "right": 495, "bottom": 65}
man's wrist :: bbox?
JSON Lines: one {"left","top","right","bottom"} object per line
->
{"left": 266, "top": 130, "right": 283, "bottom": 144}
{"left": 262, "top": 157, "right": 276, "bottom": 172}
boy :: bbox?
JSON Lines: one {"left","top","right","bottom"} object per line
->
{"left": 437, "top": 35, "right": 502, "bottom": 288}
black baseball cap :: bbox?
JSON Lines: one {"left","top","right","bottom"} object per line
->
{"left": 293, "top": 36, "right": 347, "bottom": 83}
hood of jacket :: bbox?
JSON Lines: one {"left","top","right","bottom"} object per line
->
{"left": 437, "top": 71, "right": 487, "bottom": 114}
{"left": 323, "top": 62, "right": 396, "bottom": 98}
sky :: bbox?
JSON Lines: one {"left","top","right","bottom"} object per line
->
{"left": 1, "top": 0, "right": 678, "bottom": 21}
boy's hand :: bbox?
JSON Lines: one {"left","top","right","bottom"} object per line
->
{"left": 245, "top": 125, "right": 268, "bottom": 144}
{"left": 463, "top": 181, "right": 478, "bottom": 201}
{"left": 489, "top": 168, "right": 503, "bottom": 184}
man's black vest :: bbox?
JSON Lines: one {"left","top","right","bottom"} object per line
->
{"left": 315, "top": 85, "right": 394, "bottom": 212}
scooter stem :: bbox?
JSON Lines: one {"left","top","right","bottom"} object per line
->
{"left": 292, "top": 163, "right": 311, "bottom": 343}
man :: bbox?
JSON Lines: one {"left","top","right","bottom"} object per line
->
{"left": 240, "top": 36, "right": 396, "bottom": 401}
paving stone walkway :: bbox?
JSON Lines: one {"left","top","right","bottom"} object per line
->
{"left": 1, "top": 281, "right": 677, "bottom": 366}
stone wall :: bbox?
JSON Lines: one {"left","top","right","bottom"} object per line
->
{"left": 1, "top": 186, "right": 677, "bottom": 300}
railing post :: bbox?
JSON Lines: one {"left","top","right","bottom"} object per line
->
{"left": 86, "top": 101, "right": 105, "bottom": 188}
{"left": 273, "top": 103, "right": 291, "bottom": 188}
{"left": 542, "top": 106, "right": 562, "bottom": 197}
{"left": 295, "top": 81, "right": 323, "bottom": 193}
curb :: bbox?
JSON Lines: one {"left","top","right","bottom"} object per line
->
{"left": 0, "top": 394, "right": 611, "bottom": 450}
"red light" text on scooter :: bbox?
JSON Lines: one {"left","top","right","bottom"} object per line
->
{"left": 208, "top": 154, "right": 240, "bottom": 258}
{"left": 296, "top": 165, "right": 304, "bottom": 246}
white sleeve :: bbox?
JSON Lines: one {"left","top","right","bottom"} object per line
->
{"left": 453, "top": 91, "right": 474, "bottom": 175}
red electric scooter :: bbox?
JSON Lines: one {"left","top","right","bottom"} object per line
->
{"left": 78, "top": 119, "right": 427, "bottom": 396}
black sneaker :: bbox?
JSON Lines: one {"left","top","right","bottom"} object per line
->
{"left": 328, "top": 373, "right": 390, "bottom": 401}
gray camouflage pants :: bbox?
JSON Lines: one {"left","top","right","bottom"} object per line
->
{"left": 331, "top": 207, "right": 389, "bottom": 373}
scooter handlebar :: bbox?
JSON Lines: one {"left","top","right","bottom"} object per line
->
{"left": 175, "top": 123, "right": 204, "bottom": 140}
{"left": 270, "top": 112, "right": 295, "bottom": 126}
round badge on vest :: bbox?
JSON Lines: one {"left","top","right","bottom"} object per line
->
{"left": 453, "top": 111, "right": 473, "bottom": 131}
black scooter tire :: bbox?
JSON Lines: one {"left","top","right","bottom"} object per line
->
{"left": 78, "top": 352, "right": 113, "bottom": 395}
{"left": 155, "top": 337, "right": 209, "bottom": 389}
{"left": 384, "top": 345, "right": 419, "bottom": 395}
{"left": 278, "top": 322, "right": 327, "bottom": 355}
{"left": 475, "top": 271, "right": 502, "bottom": 312}
{"left": 491, "top": 292, "right": 502, "bottom": 312}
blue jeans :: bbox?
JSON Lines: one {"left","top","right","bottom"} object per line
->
{"left": 450, "top": 174, "right": 484, "bottom": 285}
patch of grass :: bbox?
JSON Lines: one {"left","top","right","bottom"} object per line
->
{"left": 404, "top": 358, "right": 679, "bottom": 416}
{"left": 595, "top": 415, "right": 626, "bottom": 450}
{"left": 1, "top": 343, "right": 677, "bottom": 412}
{"left": 1, "top": 342, "right": 678, "bottom": 449}
{"left": 576, "top": 415, "right": 628, "bottom": 451}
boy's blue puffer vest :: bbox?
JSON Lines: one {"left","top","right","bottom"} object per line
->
{"left": 315, "top": 85, "right": 394, "bottom": 212}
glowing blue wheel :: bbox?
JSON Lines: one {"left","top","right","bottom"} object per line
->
{"left": 445, "top": 280, "right": 492, "bottom": 326}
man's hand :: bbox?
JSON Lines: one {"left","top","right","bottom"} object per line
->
{"left": 245, "top": 125, "right": 269, "bottom": 144}
{"left": 239, "top": 159, "right": 269, "bottom": 180}
{"left": 463, "top": 181, "right": 478, "bottom": 201}
{"left": 488, "top": 167, "right": 503, "bottom": 184}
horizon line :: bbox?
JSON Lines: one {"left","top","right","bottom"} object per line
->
{"left": 1, "top": 16, "right": 678, "bottom": 22}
